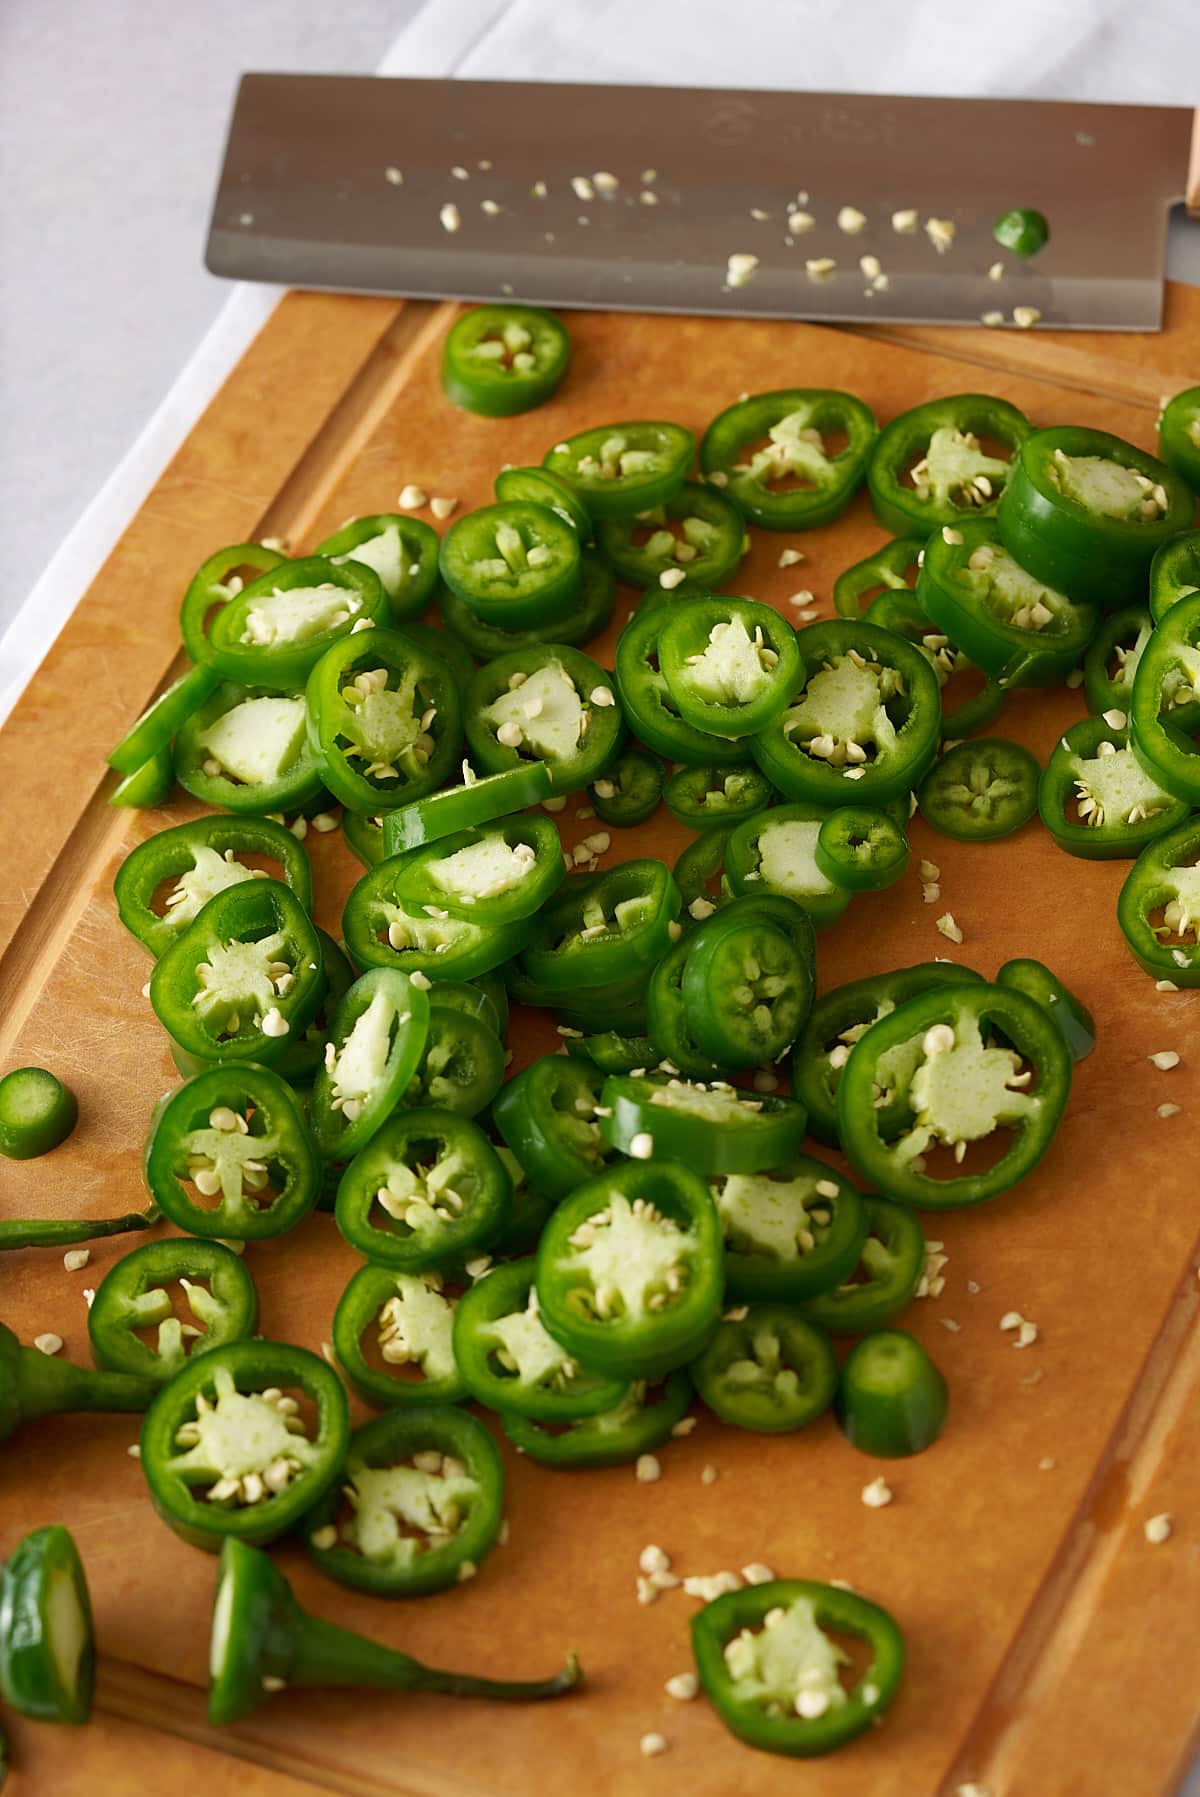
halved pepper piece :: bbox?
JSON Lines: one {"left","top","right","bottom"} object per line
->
{"left": 867, "top": 394, "right": 1031, "bottom": 537}
{"left": 109, "top": 743, "right": 175, "bottom": 809}
{"left": 595, "top": 480, "right": 745, "bottom": 593}
{"left": 500, "top": 1372, "right": 692, "bottom": 1467}
{"left": 692, "top": 1305, "right": 838, "bottom": 1433}
{"left": 658, "top": 596, "right": 802, "bottom": 739}
{"left": 715, "top": 1157, "right": 866, "bottom": 1305}
{"left": 599, "top": 1074, "right": 808, "bottom": 1176}
{"left": 310, "top": 968, "right": 431, "bottom": 1161}
{"left": 1117, "top": 815, "right": 1200, "bottom": 985}
{"left": 114, "top": 815, "right": 313, "bottom": 959}
{"left": 917, "top": 736, "right": 1041, "bottom": 841}
{"left": 442, "top": 304, "right": 570, "bottom": 417}
{"left": 453, "top": 1256, "right": 628, "bottom": 1421}
{"left": 836, "top": 1328, "right": 948, "bottom": 1457}
{"left": 700, "top": 389, "right": 877, "bottom": 530}
{"left": 0, "top": 1526, "right": 95, "bottom": 1724}
{"left": 465, "top": 644, "right": 625, "bottom": 791}
{"left": 315, "top": 513, "right": 440, "bottom": 623}
{"left": 543, "top": 422, "right": 693, "bottom": 518}
{"left": 332, "top": 1265, "right": 468, "bottom": 1410}
{"left": 1038, "top": 714, "right": 1186, "bottom": 859}
{"left": 336, "top": 1108, "right": 512, "bottom": 1271}
{"left": 88, "top": 1239, "right": 257, "bottom": 1381}
{"left": 382, "top": 761, "right": 553, "bottom": 855}
{"left": 305, "top": 626, "right": 463, "bottom": 814}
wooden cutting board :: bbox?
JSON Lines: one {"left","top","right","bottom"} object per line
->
{"left": 2, "top": 285, "right": 1199, "bottom": 1797}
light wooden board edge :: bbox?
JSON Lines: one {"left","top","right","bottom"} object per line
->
{"left": 5, "top": 284, "right": 1198, "bottom": 1797}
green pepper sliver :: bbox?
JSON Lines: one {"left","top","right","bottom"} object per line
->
{"left": 1083, "top": 605, "right": 1153, "bottom": 712}
{"left": 442, "top": 304, "right": 570, "bottom": 416}
{"left": 493, "top": 1055, "right": 614, "bottom": 1200}
{"left": 592, "top": 748, "right": 665, "bottom": 827}
{"left": 1130, "top": 590, "right": 1200, "bottom": 803}
{"left": 1150, "top": 532, "right": 1200, "bottom": 625}
{"left": 715, "top": 1157, "right": 866, "bottom": 1305}
{"left": 208, "top": 1537, "right": 581, "bottom": 1725}
{"left": 501, "top": 1372, "right": 692, "bottom": 1468}
{"left": 115, "top": 814, "right": 313, "bottom": 959}
{"left": 107, "top": 662, "right": 220, "bottom": 777}
{"left": 615, "top": 608, "right": 746, "bottom": 767}
{"left": 140, "top": 1339, "right": 349, "bottom": 1551}
{"left": 543, "top": 421, "right": 693, "bottom": 518}
{"left": 464, "top": 644, "right": 624, "bottom": 792}
{"left": 145, "top": 1064, "right": 320, "bottom": 1241}
{"left": 440, "top": 501, "right": 582, "bottom": 629}
{"left": 88, "top": 1240, "right": 257, "bottom": 1382}
{"left": 691, "top": 1579, "right": 904, "bottom": 1757}
{"left": 310, "top": 968, "right": 431, "bottom": 1160}
{"left": 0, "top": 1067, "right": 77, "bottom": 1160}
{"left": 305, "top": 626, "right": 464, "bottom": 814}
{"left": 1157, "top": 386, "right": 1200, "bottom": 494}
{"left": 534, "top": 1160, "right": 723, "bottom": 1380}
{"left": 315, "top": 513, "right": 440, "bottom": 623}
{"left": 918, "top": 737, "right": 1041, "bottom": 841}
{"left": 996, "top": 958, "right": 1096, "bottom": 1062}
{"left": 109, "top": 742, "right": 175, "bottom": 809}
{"left": 599, "top": 1074, "right": 807, "bottom": 1176}
{"left": 0, "top": 1526, "right": 95, "bottom": 1724}
{"left": 700, "top": 389, "right": 877, "bottom": 530}
{"left": 798, "top": 1196, "right": 925, "bottom": 1335}
{"left": 1038, "top": 715, "right": 1187, "bottom": 860}
{"left": 997, "top": 425, "right": 1193, "bottom": 609}
{"left": 658, "top": 596, "right": 802, "bottom": 739}
{"left": 838, "top": 983, "right": 1072, "bottom": 1209}
{"left": 332, "top": 1264, "right": 468, "bottom": 1409}
{"left": 203, "top": 555, "right": 390, "bottom": 690}
{"left": 837, "top": 1328, "right": 949, "bottom": 1457}
{"left": 180, "top": 542, "right": 288, "bottom": 665}
{"left": 336, "top": 1108, "right": 512, "bottom": 1271}
{"left": 383, "top": 761, "right": 553, "bottom": 854}
{"left": 517, "top": 858, "right": 680, "bottom": 992}
{"left": 453, "top": 1256, "right": 629, "bottom": 1421}
{"left": 302, "top": 1407, "right": 503, "bottom": 1597}
{"left": 1117, "top": 815, "right": 1200, "bottom": 985}
{"left": 595, "top": 480, "right": 746, "bottom": 593}
{"left": 692, "top": 1305, "right": 838, "bottom": 1433}
{"left": 403, "top": 995, "right": 506, "bottom": 1117}
{"left": 866, "top": 393, "right": 1031, "bottom": 537}
{"left": 834, "top": 536, "right": 923, "bottom": 619}
{"left": 342, "top": 856, "right": 535, "bottom": 983}
{"left": 0, "top": 1321, "right": 156, "bottom": 1443}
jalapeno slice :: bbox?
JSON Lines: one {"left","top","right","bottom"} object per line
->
{"left": 726, "top": 804, "right": 852, "bottom": 928}
{"left": 752, "top": 619, "right": 941, "bottom": 806}
{"left": 1117, "top": 815, "right": 1200, "bottom": 985}
{"left": 564, "top": 1031, "right": 656, "bottom": 1077}
{"left": 589, "top": 747, "right": 665, "bottom": 826}
{"left": 145, "top": 1064, "right": 321, "bottom": 1240}
{"left": 332, "top": 1264, "right": 468, "bottom": 1409}
{"left": 615, "top": 607, "right": 747, "bottom": 767}
{"left": 595, "top": 480, "right": 745, "bottom": 593}
{"left": 493, "top": 1055, "right": 615, "bottom": 1200}
{"left": 88, "top": 1240, "right": 256, "bottom": 1382}
{"left": 305, "top": 626, "right": 463, "bottom": 814}
{"left": 1157, "top": 386, "right": 1200, "bottom": 494}
{"left": 342, "top": 811, "right": 385, "bottom": 867}
{"left": 343, "top": 856, "right": 534, "bottom": 983}
{"left": 176, "top": 681, "right": 326, "bottom": 815}
{"left": 518, "top": 858, "right": 680, "bottom": 992}
{"left": 180, "top": 542, "right": 289, "bottom": 665}
{"left": 799, "top": 1196, "right": 926, "bottom": 1335}
{"left": 500, "top": 1371, "right": 693, "bottom": 1468}
{"left": 674, "top": 826, "right": 735, "bottom": 918}
{"left": 599, "top": 1073, "right": 807, "bottom": 1175}
{"left": 443, "top": 304, "right": 570, "bottom": 417}
{"left": 389, "top": 815, "right": 564, "bottom": 927}
{"left": 383, "top": 761, "right": 553, "bottom": 856}
{"left": 838, "top": 984, "right": 1072, "bottom": 1208}
{"left": 403, "top": 996, "right": 506, "bottom": 1117}
{"left": 204, "top": 556, "right": 390, "bottom": 689}
{"left": 833, "top": 536, "right": 923, "bottom": 619}
{"left": 918, "top": 736, "right": 1040, "bottom": 841}
{"left": 993, "top": 206, "right": 1050, "bottom": 257}
{"left": 837, "top": 1328, "right": 949, "bottom": 1457}
{"left": 663, "top": 764, "right": 769, "bottom": 832}
{"left": 0, "top": 1067, "right": 78, "bottom": 1161}
{"left": 438, "top": 547, "right": 615, "bottom": 660}
{"left": 997, "top": 425, "right": 1193, "bottom": 609}
{"left": 543, "top": 421, "right": 694, "bottom": 518}
{"left": 336, "top": 1108, "right": 512, "bottom": 1271}
{"left": 867, "top": 394, "right": 1031, "bottom": 537}
{"left": 315, "top": 513, "right": 440, "bottom": 624}
{"left": 108, "top": 662, "right": 220, "bottom": 780}
{"left": 534, "top": 1160, "right": 723, "bottom": 1380}
{"left": 693, "top": 1305, "right": 838, "bottom": 1433}
{"left": 677, "top": 896, "right": 815, "bottom": 1069}
{"left": 109, "top": 743, "right": 175, "bottom": 808}
{"left": 1083, "top": 605, "right": 1154, "bottom": 713}
{"left": 115, "top": 815, "right": 313, "bottom": 959}
{"left": 996, "top": 957, "right": 1096, "bottom": 1062}
{"left": 1149, "top": 531, "right": 1200, "bottom": 625}
{"left": 815, "top": 806, "right": 908, "bottom": 890}
{"left": 716, "top": 1157, "right": 866, "bottom": 1305}
{"left": 691, "top": 1579, "right": 904, "bottom": 1757}
{"left": 308, "top": 968, "right": 431, "bottom": 1160}
{"left": 453, "top": 1257, "right": 629, "bottom": 1421}
{"left": 465, "top": 645, "right": 625, "bottom": 791}
{"left": 495, "top": 464, "right": 592, "bottom": 537}
{"left": 700, "top": 389, "right": 877, "bottom": 530}
{"left": 658, "top": 596, "right": 802, "bottom": 739}
{"left": 440, "top": 501, "right": 581, "bottom": 630}
{"left": 1131, "top": 591, "right": 1200, "bottom": 803}
{"left": 1039, "top": 715, "right": 1187, "bottom": 860}
{"left": 865, "top": 588, "right": 1006, "bottom": 741}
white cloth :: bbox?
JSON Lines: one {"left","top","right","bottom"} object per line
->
{"left": 4, "top": 0, "right": 1198, "bottom": 723}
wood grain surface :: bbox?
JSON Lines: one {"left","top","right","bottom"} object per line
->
{"left": 1, "top": 285, "right": 1198, "bottom": 1797}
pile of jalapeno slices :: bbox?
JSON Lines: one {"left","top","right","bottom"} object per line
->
{"left": 22, "top": 304, "right": 1189, "bottom": 1764}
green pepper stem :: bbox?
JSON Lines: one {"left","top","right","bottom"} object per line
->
{"left": 0, "top": 1204, "right": 159, "bottom": 1252}
{"left": 290, "top": 1615, "right": 581, "bottom": 1702}
{"left": 16, "top": 1343, "right": 156, "bottom": 1427}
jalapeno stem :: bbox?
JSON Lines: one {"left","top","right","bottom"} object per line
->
{"left": 291, "top": 1615, "right": 582, "bottom": 1701}
{"left": 0, "top": 1323, "right": 156, "bottom": 1440}
{"left": 0, "top": 1203, "right": 159, "bottom": 1252}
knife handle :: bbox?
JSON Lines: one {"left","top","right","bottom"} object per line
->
{"left": 1188, "top": 106, "right": 1200, "bottom": 217}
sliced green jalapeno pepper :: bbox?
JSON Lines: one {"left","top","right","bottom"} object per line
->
{"left": 996, "top": 957, "right": 1096, "bottom": 1061}
{"left": 438, "top": 547, "right": 614, "bottom": 660}
{"left": 664, "top": 763, "right": 771, "bottom": 831}
{"left": 799, "top": 1196, "right": 925, "bottom": 1335}
{"left": 465, "top": 645, "right": 624, "bottom": 790}
{"left": 674, "top": 826, "right": 734, "bottom": 917}
{"left": 595, "top": 480, "right": 745, "bottom": 592}
{"left": 1039, "top": 714, "right": 1186, "bottom": 859}
{"left": 535, "top": 1160, "right": 722, "bottom": 1380}
{"left": 677, "top": 895, "right": 816, "bottom": 1069}
{"left": 0, "top": 1067, "right": 77, "bottom": 1160}
{"left": 1150, "top": 530, "right": 1200, "bottom": 625}
{"left": 336, "top": 1108, "right": 511, "bottom": 1271}
{"left": 838, "top": 983, "right": 1072, "bottom": 1208}
{"left": 390, "top": 815, "right": 564, "bottom": 925}
{"left": 658, "top": 596, "right": 802, "bottom": 739}
{"left": 505, "top": 958, "right": 651, "bottom": 1036}
{"left": 1117, "top": 815, "right": 1200, "bottom": 985}
{"left": 333, "top": 1264, "right": 467, "bottom": 1409}
{"left": 150, "top": 879, "right": 325, "bottom": 1063}
{"left": 303, "top": 1407, "right": 503, "bottom": 1596}
{"left": 1157, "top": 386, "right": 1200, "bottom": 494}
{"left": 453, "top": 1257, "right": 628, "bottom": 1421}
{"left": 343, "top": 809, "right": 384, "bottom": 867}
{"left": 692, "top": 1579, "right": 904, "bottom": 1757}
{"left": 599, "top": 1074, "right": 807, "bottom": 1175}
{"left": 176, "top": 681, "right": 325, "bottom": 815}
{"left": 591, "top": 747, "right": 665, "bottom": 826}
{"left": 517, "top": 858, "right": 680, "bottom": 991}
{"left": 140, "top": 1339, "right": 349, "bottom": 1550}
{"left": 918, "top": 736, "right": 1041, "bottom": 841}
{"left": 305, "top": 626, "right": 463, "bottom": 814}
{"left": 109, "top": 742, "right": 175, "bottom": 808}
{"left": 816, "top": 806, "right": 908, "bottom": 890}
{"left": 310, "top": 968, "right": 430, "bottom": 1160}
{"left": 145, "top": 1063, "right": 320, "bottom": 1240}
{"left": 918, "top": 518, "right": 1095, "bottom": 688}
{"left": 837, "top": 1328, "right": 948, "bottom": 1457}
{"left": 752, "top": 618, "right": 941, "bottom": 806}
{"left": 108, "top": 662, "right": 220, "bottom": 778}
{"left": 867, "top": 394, "right": 1031, "bottom": 537}
{"left": 343, "top": 857, "right": 534, "bottom": 982}
{"left": 500, "top": 1371, "right": 692, "bottom": 1467}
{"left": 716, "top": 1157, "right": 866, "bottom": 1304}
{"left": 543, "top": 421, "right": 693, "bottom": 518}
{"left": 834, "top": 536, "right": 923, "bottom": 619}
{"left": 615, "top": 608, "right": 746, "bottom": 767}
{"left": 1131, "top": 590, "right": 1200, "bottom": 802}
{"left": 88, "top": 1240, "right": 256, "bottom": 1382}
{"left": 440, "top": 502, "right": 581, "bottom": 630}
{"left": 443, "top": 304, "right": 570, "bottom": 416}
{"left": 0, "top": 1526, "right": 94, "bottom": 1724}
{"left": 1083, "top": 605, "right": 1153, "bottom": 713}
{"left": 495, "top": 464, "right": 591, "bottom": 537}
{"left": 725, "top": 804, "right": 851, "bottom": 928}
{"left": 493, "top": 1055, "right": 615, "bottom": 1199}
{"left": 204, "top": 556, "right": 389, "bottom": 689}
{"left": 997, "top": 425, "right": 1193, "bottom": 609}
{"left": 789, "top": 961, "right": 983, "bottom": 1148}
{"left": 383, "top": 760, "right": 553, "bottom": 855}
{"left": 403, "top": 995, "right": 505, "bottom": 1116}
{"left": 180, "top": 542, "right": 288, "bottom": 665}
{"left": 865, "top": 587, "right": 1006, "bottom": 740}
{"left": 645, "top": 930, "right": 724, "bottom": 1080}
{"left": 115, "top": 815, "right": 313, "bottom": 959}
{"left": 0, "top": 1322, "right": 155, "bottom": 1443}
{"left": 315, "top": 514, "right": 440, "bottom": 623}
{"left": 271, "top": 927, "right": 355, "bottom": 1088}
{"left": 693, "top": 1305, "right": 838, "bottom": 1433}
{"left": 700, "top": 389, "right": 877, "bottom": 530}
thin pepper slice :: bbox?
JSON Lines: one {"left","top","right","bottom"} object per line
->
{"left": 1157, "top": 386, "right": 1200, "bottom": 494}
{"left": 342, "top": 858, "right": 534, "bottom": 983}
{"left": 88, "top": 1240, "right": 257, "bottom": 1382}
{"left": 336, "top": 1108, "right": 512, "bottom": 1272}
{"left": 716, "top": 1157, "right": 866, "bottom": 1305}
{"left": 664, "top": 763, "right": 770, "bottom": 832}
{"left": 1083, "top": 605, "right": 1153, "bottom": 713}
{"left": 867, "top": 393, "right": 1031, "bottom": 537}
{"left": 1117, "top": 815, "right": 1200, "bottom": 986}
{"left": 493, "top": 1055, "right": 615, "bottom": 1200}
{"left": 833, "top": 536, "right": 923, "bottom": 619}
{"left": 1150, "top": 531, "right": 1200, "bottom": 625}
{"left": 1130, "top": 590, "right": 1200, "bottom": 803}
{"left": 390, "top": 815, "right": 565, "bottom": 926}
{"left": 658, "top": 596, "right": 803, "bottom": 739}
{"left": 443, "top": 304, "right": 570, "bottom": 416}
{"left": 465, "top": 644, "right": 625, "bottom": 791}
{"left": 495, "top": 464, "right": 592, "bottom": 538}
{"left": 107, "top": 662, "right": 221, "bottom": 776}
{"left": 1038, "top": 715, "right": 1186, "bottom": 860}
{"left": 310, "top": 968, "right": 431, "bottom": 1160}
{"left": 596, "top": 480, "right": 746, "bottom": 593}
{"left": 402, "top": 994, "right": 505, "bottom": 1116}
{"left": 678, "top": 896, "right": 816, "bottom": 1069}
{"left": 996, "top": 958, "right": 1096, "bottom": 1062}
{"left": 816, "top": 806, "right": 908, "bottom": 890}
{"left": 918, "top": 737, "right": 1041, "bottom": 841}
{"left": 725, "top": 804, "right": 852, "bottom": 929}
{"left": 865, "top": 587, "right": 1006, "bottom": 740}
{"left": 0, "top": 1526, "right": 95, "bottom": 1724}
{"left": 591, "top": 748, "right": 665, "bottom": 826}
{"left": 799, "top": 1197, "right": 926, "bottom": 1335}
{"left": 600, "top": 1074, "right": 808, "bottom": 1175}
{"left": 204, "top": 556, "right": 390, "bottom": 690}
{"left": 453, "top": 1257, "right": 629, "bottom": 1421}
{"left": 517, "top": 858, "right": 680, "bottom": 991}
{"left": 332, "top": 1264, "right": 468, "bottom": 1410}
{"left": 615, "top": 608, "right": 746, "bottom": 768}
{"left": 0, "top": 1202, "right": 158, "bottom": 1252}
{"left": 501, "top": 1372, "right": 692, "bottom": 1468}
{"left": 543, "top": 421, "right": 693, "bottom": 518}
{"left": 692, "top": 1305, "right": 838, "bottom": 1433}
{"left": 700, "top": 389, "right": 878, "bottom": 530}
{"left": 438, "top": 548, "right": 614, "bottom": 660}
{"left": 109, "top": 743, "right": 175, "bottom": 809}
{"left": 315, "top": 513, "right": 440, "bottom": 624}
{"left": 115, "top": 815, "right": 313, "bottom": 959}
{"left": 176, "top": 681, "right": 325, "bottom": 816}
{"left": 180, "top": 542, "right": 288, "bottom": 665}
{"left": 440, "top": 501, "right": 581, "bottom": 629}
{"left": 383, "top": 761, "right": 553, "bottom": 855}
